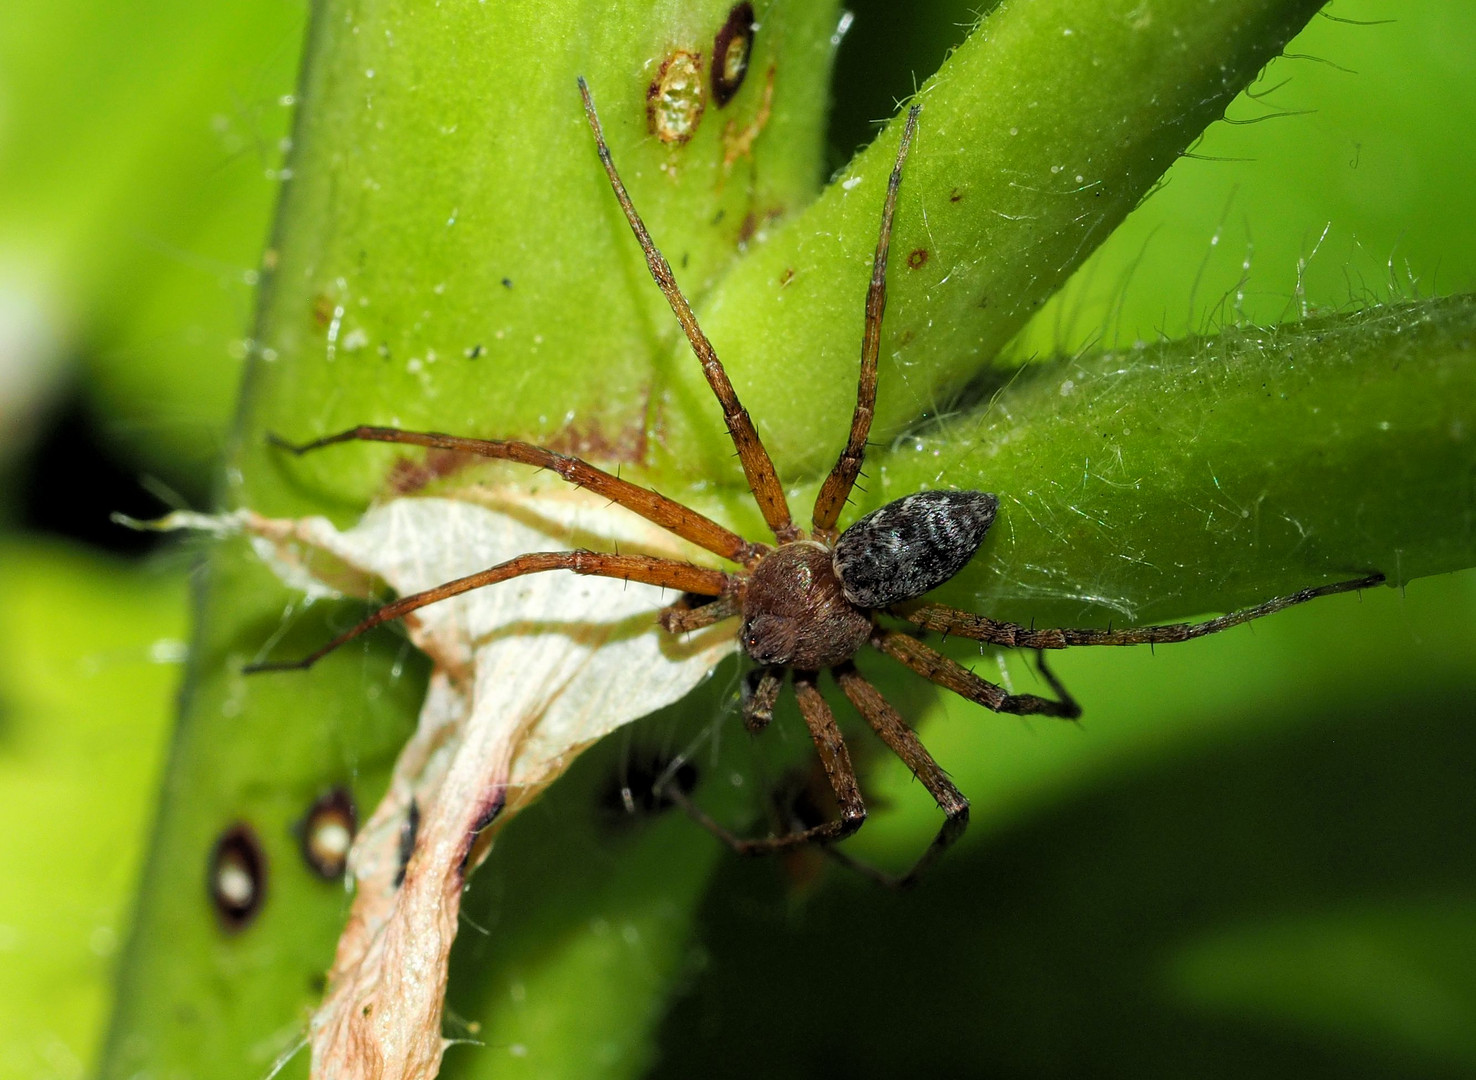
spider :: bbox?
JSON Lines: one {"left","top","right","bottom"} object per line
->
{"left": 248, "top": 80, "right": 1383, "bottom": 886}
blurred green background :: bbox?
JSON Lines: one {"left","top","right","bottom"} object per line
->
{"left": 1, "top": 1, "right": 1472, "bottom": 1078}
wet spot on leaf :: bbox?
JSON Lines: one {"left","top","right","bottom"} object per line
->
{"left": 210, "top": 823, "right": 266, "bottom": 931}
{"left": 299, "top": 788, "right": 357, "bottom": 881}
{"left": 907, "top": 248, "right": 929, "bottom": 270}
{"left": 712, "top": 3, "right": 755, "bottom": 107}
{"left": 648, "top": 51, "right": 706, "bottom": 145}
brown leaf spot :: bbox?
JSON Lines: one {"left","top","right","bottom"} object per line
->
{"left": 387, "top": 448, "right": 479, "bottom": 495}
{"left": 722, "top": 64, "right": 775, "bottom": 172}
{"left": 906, "top": 248, "right": 929, "bottom": 270}
{"left": 311, "top": 294, "right": 334, "bottom": 327}
{"left": 545, "top": 407, "right": 651, "bottom": 466}
{"left": 712, "top": 3, "right": 755, "bottom": 107}
{"left": 736, "top": 204, "right": 784, "bottom": 250}
{"left": 648, "top": 51, "right": 705, "bottom": 145}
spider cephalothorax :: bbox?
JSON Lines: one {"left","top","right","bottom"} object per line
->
{"left": 250, "top": 80, "right": 1381, "bottom": 885}
{"left": 733, "top": 490, "right": 998, "bottom": 669}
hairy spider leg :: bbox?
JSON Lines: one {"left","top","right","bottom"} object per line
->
{"left": 658, "top": 592, "right": 744, "bottom": 635}
{"left": 269, "top": 427, "right": 764, "bottom": 567}
{"left": 893, "top": 571, "right": 1385, "bottom": 648}
{"left": 873, "top": 629, "right": 1082, "bottom": 719}
{"left": 663, "top": 671, "right": 868, "bottom": 854}
{"left": 578, "top": 77, "right": 799, "bottom": 544}
{"left": 812, "top": 105, "right": 922, "bottom": 540}
{"left": 833, "top": 663, "right": 969, "bottom": 888}
{"left": 244, "top": 551, "right": 733, "bottom": 673}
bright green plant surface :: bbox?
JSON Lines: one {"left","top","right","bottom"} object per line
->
{"left": 0, "top": 0, "right": 304, "bottom": 498}
{"left": 0, "top": 545, "right": 186, "bottom": 1080}
{"left": 1, "top": 0, "right": 1473, "bottom": 1077}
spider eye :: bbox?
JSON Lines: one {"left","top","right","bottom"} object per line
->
{"left": 833, "top": 490, "right": 998, "bottom": 608}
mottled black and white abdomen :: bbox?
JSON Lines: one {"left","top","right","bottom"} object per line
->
{"left": 832, "top": 490, "right": 998, "bottom": 609}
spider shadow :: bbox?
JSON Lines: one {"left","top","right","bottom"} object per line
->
{"left": 650, "top": 677, "right": 1476, "bottom": 1080}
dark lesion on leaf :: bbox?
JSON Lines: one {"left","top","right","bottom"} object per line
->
{"left": 712, "top": 2, "right": 755, "bottom": 107}
{"left": 394, "top": 799, "right": 420, "bottom": 887}
{"left": 209, "top": 822, "right": 268, "bottom": 932}
{"left": 297, "top": 787, "right": 358, "bottom": 881}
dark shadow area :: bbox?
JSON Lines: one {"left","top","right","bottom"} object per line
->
{"left": 827, "top": 0, "right": 998, "bottom": 172}
{"left": 16, "top": 393, "right": 173, "bottom": 557}
{"left": 649, "top": 683, "right": 1476, "bottom": 1079}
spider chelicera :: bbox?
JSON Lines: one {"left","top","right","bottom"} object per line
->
{"left": 249, "top": 80, "right": 1383, "bottom": 886}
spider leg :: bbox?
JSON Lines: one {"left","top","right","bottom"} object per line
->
{"left": 578, "top": 77, "right": 798, "bottom": 545}
{"left": 664, "top": 671, "right": 867, "bottom": 855}
{"left": 872, "top": 628, "right": 1082, "bottom": 719}
{"left": 832, "top": 663, "right": 967, "bottom": 888}
{"left": 245, "top": 551, "right": 733, "bottom": 674}
{"left": 270, "top": 426, "right": 764, "bottom": 566}
{"left": 657, "top": 592, "right": 743, "bottom": 635}
{"left": 812, "top": 105, "right": 921, "bottom": 539}
{"left": 893, "top": 572, "right": 1384, "bottom": 648}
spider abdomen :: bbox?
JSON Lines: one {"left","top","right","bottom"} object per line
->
{"left": 832, "top": 490, "right": 999, "bottom": 609}
{"left": 741, "top": 541, "right": 872, "bottom": 669}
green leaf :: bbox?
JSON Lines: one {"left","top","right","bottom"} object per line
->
{"left": 96, "top": 0, "right": 1476, "bottom": 1077}
{"left": 874, "top": 294, "right": 1476, "bottom": 627}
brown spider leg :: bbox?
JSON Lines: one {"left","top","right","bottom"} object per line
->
{"left": 578, "top": 77, "right": 798, "bottom": 544}
{"left": 664, "top": 671, "right": 867, "bottom": 855}
{"left": 872, "top": 628, "right": 1082, "bottom": 719}
{"left": 812, "top": 105, "right": 921, "bottom": 540}
{"left": 832, "top": 663, "right": 967, "bottom": 888}
{"left": 270, "top": 426, "right": 764, "bottom": 566}
{"left": 892, "top": 571, "right": 1385, "bottom": 649}
{"left": 244, "top": 551, "right": 732, "bottom": 674}
{"left": 657, "top": 592, "right": 743, "bottom": 634}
